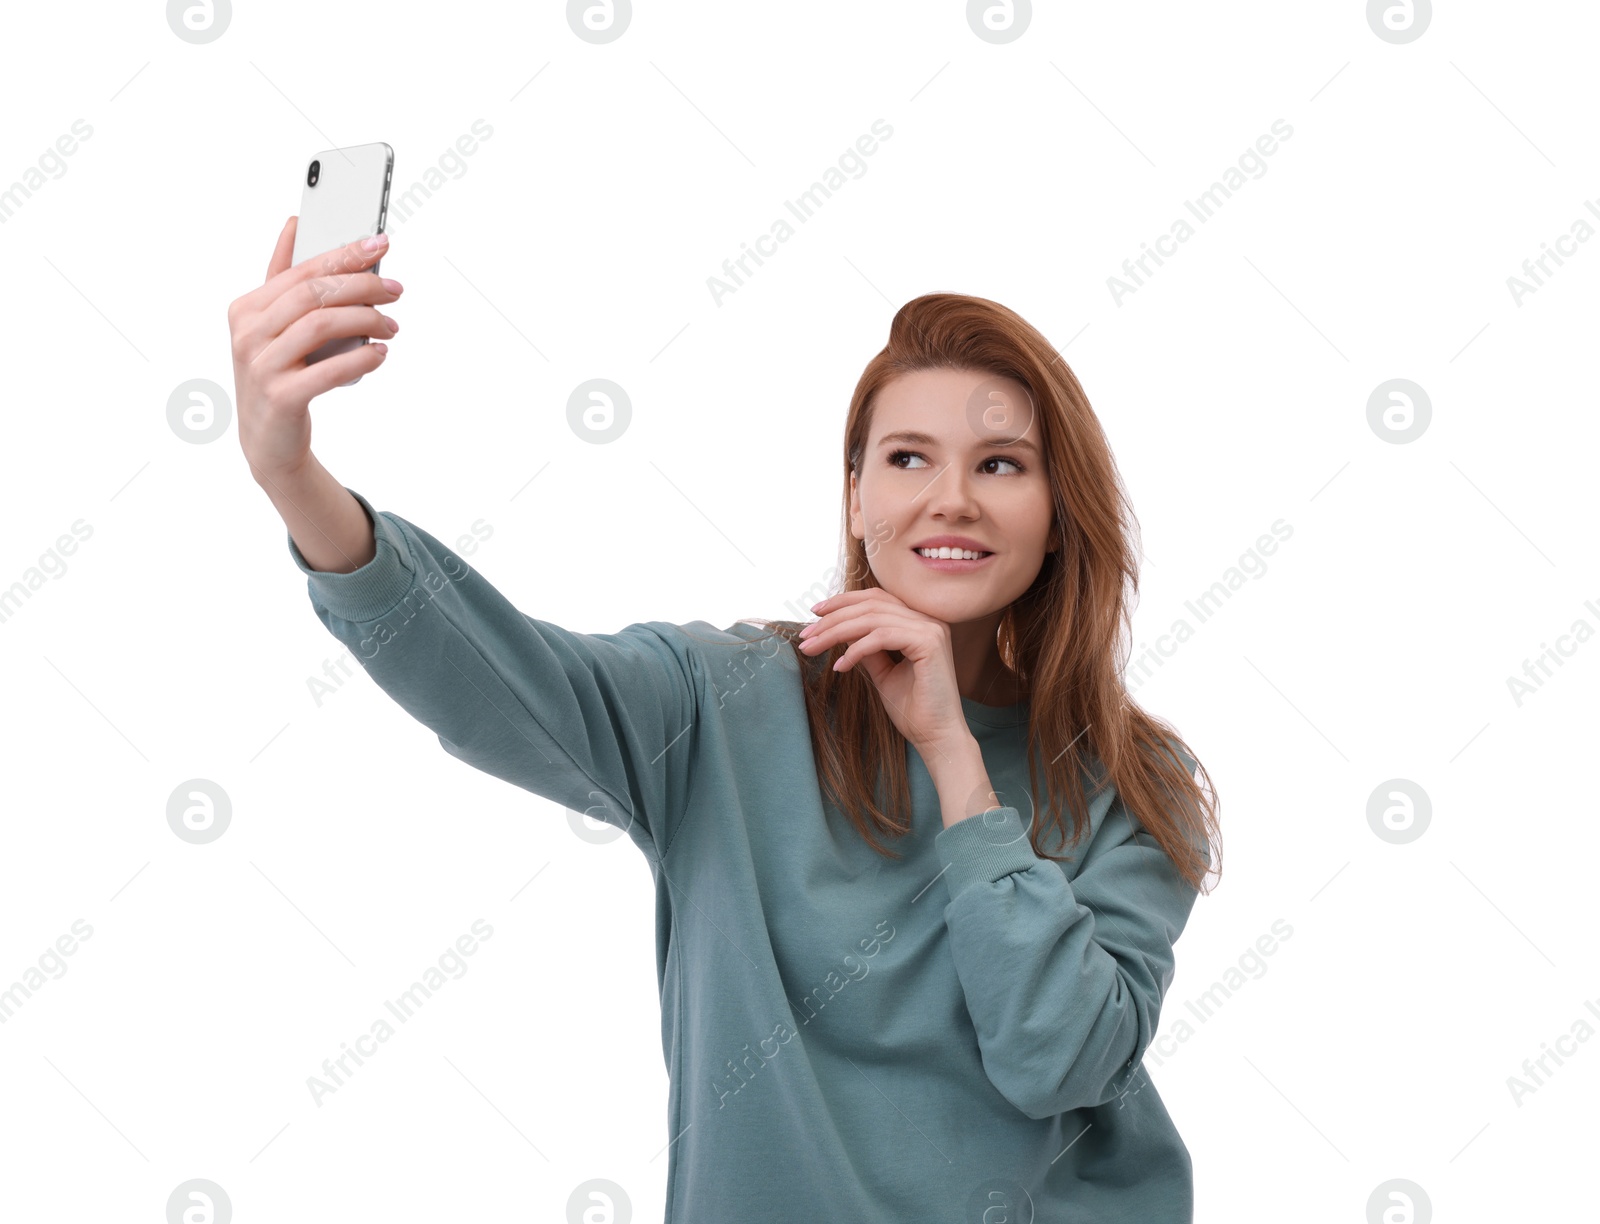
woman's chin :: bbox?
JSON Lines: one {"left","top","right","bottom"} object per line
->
{"left": 887, "top": 586, "right": 998, "bottom": 624}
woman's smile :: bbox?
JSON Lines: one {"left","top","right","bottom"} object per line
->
{"left": 911, "top": 548, "right": 997, "bottom": 572}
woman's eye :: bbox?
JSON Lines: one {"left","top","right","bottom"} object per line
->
{"left": 887, "top": 449, "right": 929, "bottom": 470}
{"left": 984, "top": 457, "right": 1026, "bottom": 476}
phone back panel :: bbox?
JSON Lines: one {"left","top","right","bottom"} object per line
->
{"left": 291, "top": 142, "right": 393, "bottom": 376}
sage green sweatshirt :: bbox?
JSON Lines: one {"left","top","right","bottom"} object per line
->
{"left": 287, "top": 487, "right": 1204, "bottom": 1223}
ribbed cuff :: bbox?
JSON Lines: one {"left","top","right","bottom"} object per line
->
{"left": 934, "top": 806, "right": 1040, "bottom": 901}
{"left": 285, "top": 486, "right": 418, "bottom": 623}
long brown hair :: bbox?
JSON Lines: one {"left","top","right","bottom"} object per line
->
{"left": 707, "top": 293, "right": 1219, "bottom": 893}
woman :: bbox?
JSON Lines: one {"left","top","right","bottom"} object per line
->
{"left": 229, "top": 219, "right": 1221, "bottom": 1222}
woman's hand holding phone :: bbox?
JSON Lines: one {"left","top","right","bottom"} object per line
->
{"left": 227, "top": 216, "right": 402, "bottom": 486}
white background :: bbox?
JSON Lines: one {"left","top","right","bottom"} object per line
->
{"left": 0, "top": 1, "right": 1594, "bottom": 1221}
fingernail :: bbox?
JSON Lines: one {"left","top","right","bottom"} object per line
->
{"left": 381, "top": 278, "right": 403, "bottom": 294}
{"left": 362, "top": 233, "right": 388, "bottom": 251}
{"left": 386, "top": 317, "right": 399, "bottom": 333}
{"left": 371, "top": 342, "right": 388, "bottom": 355}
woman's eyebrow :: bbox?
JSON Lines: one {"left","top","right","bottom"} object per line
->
{"left": 876, "top": 428, "right": 1039, "bottom": 456}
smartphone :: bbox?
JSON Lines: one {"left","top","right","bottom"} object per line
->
{"left": 291, "top": 142, "right": 393, "bottom": 382}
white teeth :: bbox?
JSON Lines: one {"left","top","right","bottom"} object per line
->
{"left": 917, "top": 547, "right": 988, "bottom": 560}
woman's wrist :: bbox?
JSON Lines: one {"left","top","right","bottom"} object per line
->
{"left": 924, "top": 735, "right": 998, "bottom": 829}
{"left": 257, "top": 455, "right": 377, "bottom": 574}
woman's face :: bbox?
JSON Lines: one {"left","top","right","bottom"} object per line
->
{"left": 849, "top": 366, "right": 1057, "bottom": 626}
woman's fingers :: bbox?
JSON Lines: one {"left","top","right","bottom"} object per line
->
{"left": 842, "top": 621, "right": 942, "bottom": 670}
{"left": 831, "top": 627, "right": 895, "bottom": 672}
{"left": 803, "top": 592, "right": 918, "bottom": 641}
{"left": 279, "top": 338, "right": 389, "bottom": 403}
{"left": 813, "top": 587, "right": 904, "bottom": 615}
{"left": 799, "top": 606, "right": 927, "bottom": 660}
{"left": 803, "top": 601, "right": 883, "bottom": 644}
{"left": 265, "top": 216, "right": 297, "bottom": 284}
{"left": 255, "top": 304, "right": 398, "bottom": 372}
{"left": 227, "top": 222, "right": 400, "bottom": 485}
{"left": 237, "top": 233, "right": 399, "bottom": 368}
{"left": 236, "top": 230, "right": 389, "bottom": 327}
{"left": 256, "top": 271, "right": 401, "bottom": 349}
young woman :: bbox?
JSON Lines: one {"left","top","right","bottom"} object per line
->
{"left": 229, "top": 219, "right": 1221, "bottom": 1222}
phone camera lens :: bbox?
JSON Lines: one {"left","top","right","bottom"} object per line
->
{"left": 307, "top": 159, "right": 320, "bottom": 187}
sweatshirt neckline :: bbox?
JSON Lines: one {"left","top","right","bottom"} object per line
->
{"left": 961, "top": 694, "right": 1030, "bottom": 727}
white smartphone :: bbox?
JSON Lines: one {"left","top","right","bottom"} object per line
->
{"left": 291, "top": 142, "right": 393, "bottom": 381}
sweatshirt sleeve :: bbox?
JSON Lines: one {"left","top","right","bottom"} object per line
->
{"left": 285, "top": 487, "right": 700, "bottom": 865}
{"left": 931, "top": 752, "right": 1203, "bottom": 1121}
